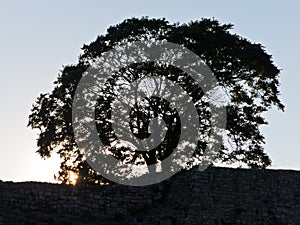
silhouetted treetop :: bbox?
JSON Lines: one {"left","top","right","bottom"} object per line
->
{"left": 28, "top": 17, "right": 284, "bottom": 185}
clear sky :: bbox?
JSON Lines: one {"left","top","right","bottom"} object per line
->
{"left": 0, "top": 0, "right": 299, "bottom": 182}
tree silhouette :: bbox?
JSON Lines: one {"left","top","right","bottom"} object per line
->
{"left": 28, "top": 17, "right": 284, "bottom": 185}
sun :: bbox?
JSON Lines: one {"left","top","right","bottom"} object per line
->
{"left": 68, "top": 171, "right": 79, "bottom": 185}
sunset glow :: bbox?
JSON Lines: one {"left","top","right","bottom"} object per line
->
{"left": 68, "top": 171, "right": 79, "bottom": 185}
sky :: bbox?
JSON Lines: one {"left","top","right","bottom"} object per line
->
{"left": 0, "top": 0, "right": 299, "bottom": 183}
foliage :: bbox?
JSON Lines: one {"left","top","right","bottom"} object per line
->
{"left": 28, "top": 17, "right": 284, "bottom": 185}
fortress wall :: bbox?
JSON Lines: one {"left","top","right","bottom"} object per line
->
{"left": 0, "top": 167, "right": 299, "bottom": 225}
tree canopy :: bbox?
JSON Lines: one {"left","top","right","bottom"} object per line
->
{"left": 28, "top": 17, "right": 284, "bottom": 185}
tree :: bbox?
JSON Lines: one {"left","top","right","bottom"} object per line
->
{"left": 28, "top": 17, "right": 284, "bottom": 185}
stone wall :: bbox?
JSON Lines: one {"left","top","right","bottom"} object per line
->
{"left": 0, "top": 167, "right": 299, "bottom": 225}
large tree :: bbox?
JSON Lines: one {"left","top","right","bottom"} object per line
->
{"left": 28, "top": 17, "right": 284, "bottom": 185}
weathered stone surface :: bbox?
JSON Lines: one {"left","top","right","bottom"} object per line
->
{"left": 0, "top": 167, "right": 299, "bottom": 225}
